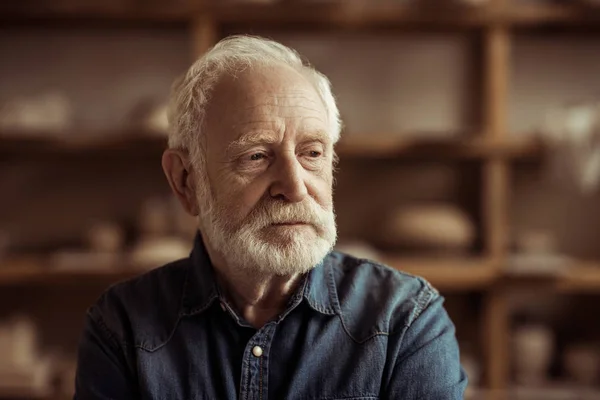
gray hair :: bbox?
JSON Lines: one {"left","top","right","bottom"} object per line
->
{"left": 167, "top": 35, "right": 342, "bottom": 169}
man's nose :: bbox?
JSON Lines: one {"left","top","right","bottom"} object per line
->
{"left": 269, "top": 154, "right": 308, "bottom": 203}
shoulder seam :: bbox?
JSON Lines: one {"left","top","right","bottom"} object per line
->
{"left": 389, "top": 278, "right": 439, "bottom": 336}
{"left": 88, "top": 307, "right": 128, "bottom": 350}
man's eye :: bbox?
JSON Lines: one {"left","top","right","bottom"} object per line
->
{"left": 250, "top": 153, "right": 265, "bottom": 161}
{"left": 308, "top": 151, "right": 322, "bottom": 158}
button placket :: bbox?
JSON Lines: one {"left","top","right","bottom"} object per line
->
{"left": 238, "top": 324, "right": 276, "bottom": 400}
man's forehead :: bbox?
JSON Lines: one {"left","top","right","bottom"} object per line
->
{"left": 211, "top": 64, "right": 322, "bottom": 106}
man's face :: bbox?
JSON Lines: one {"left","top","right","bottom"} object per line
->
{"left": 196, "top": 63, "right": 337, "bottom": 276}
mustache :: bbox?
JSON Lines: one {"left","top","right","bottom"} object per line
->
{"left": 246, "top": 198, "right": 328, "bottom": 229}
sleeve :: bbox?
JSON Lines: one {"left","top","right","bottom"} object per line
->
{"left": 74, "top": 308, "right": 139, "bottom": 400}
{"left": 382, "top": 294, "right": 468, "bottom": 400}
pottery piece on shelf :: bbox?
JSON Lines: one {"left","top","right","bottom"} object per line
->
{"left": 128, "top": 98, "right": 169, "bottom": 135}
{"left": 144, "top": 104, "right": 169, "bottom": 134}
{"left": 10, "top": 315, "right": 37, "bottom": 369}
{"left": 508, "top": 229, "right": 570, "bottom": 276}
{"left": 85, "top": 221, "right": 125, "bottom": 254}
{"left": 131, "top": 196, "right": 193, "bottom": 268}
{"left": 129, "top": 237, "right": 191, "bottom": 268}
{"left": 0, "top": 315, "right": 54, "bottom": 396}
{"left": 541, "top": 100, "right": 600, "bottom": 194}
{"left": 0, "top": 92, "right": 72, "bottom": 132}
{"left": 378, "top": 203, "right": 475, "bottom": 253}
{"left": 512, "top": 323, "right": 555, "bottom": 387}
{"left": 563, "top": 343, "right": 600, "bottom": 387}
{"left": 335, "top": 241, "right": 381, "bottom": 261}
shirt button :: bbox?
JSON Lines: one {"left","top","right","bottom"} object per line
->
{"left": 252, "top": 346, "right": 263, "bottom": 357}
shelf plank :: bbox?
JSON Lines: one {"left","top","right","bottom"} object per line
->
{"left": 0, "top": 255, "right": 499, "bottom": 291}
{"left": 504, "top": 260, "right": 600, "bottom": 293}
{"left": 336, "top": 135, "right": 542, "bottom": 160}
{"left": 5, "top": 255, "right": 600, "bottom": 293}
{"left": 507, "top": 3, "right": 600, "bottom": 28}
{"left": 0, "top": 257, "right": 142, "bottom": 286}
{"left": 213, "top": 2, "right": 494, "bottom": 30}
{"left": 556, "top": 261, "right": 600, "bottom": 293}
{"left": 1, "top": 131, "right": 543, "bottom": 160}
{"left": 1, "top": 2, "right": 599, "bottom": 30}
{"left": 0, "top": 130, "right": 167, "bottom": 157}
{"left": 383, "top": 256, "right": 499, "bottom": 291}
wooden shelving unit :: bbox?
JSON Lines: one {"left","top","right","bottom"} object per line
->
{"left": 1, "top": 2, "right": 600, "bottom": 29}
{"left": 2, "top": 1, "right": 600, "bottom": 397}
{"left": 0, "top": 256, "right": 141, "bottom": 286}
{"left": 0, "top": 131, "right": 543, "bottom": 159}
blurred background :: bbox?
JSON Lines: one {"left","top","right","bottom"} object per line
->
{"left": 1, "top": 0, "right": 600, "bottom": 399}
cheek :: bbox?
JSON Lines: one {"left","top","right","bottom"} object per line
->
{"left": 215, "top": 175, "right": 270, "bottom": 220}
{"left": 309, "top": 174, "right": 334, "bottom": 210}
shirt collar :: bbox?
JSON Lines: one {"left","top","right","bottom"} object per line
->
{"left": 303, "top": 254, "right": 340, "bottom": 316}
{"left": 180, "top": 233, "right": 219, "bottom": 316}
{"left": 181, "top": 232, "right": 341, "bottom": 317}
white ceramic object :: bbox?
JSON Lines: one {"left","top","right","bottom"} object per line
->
{"left": 335, "top": 241, "right": 381, "bottom": 261}
{"left": 542, "top": 101, "right": 600, "bottom": 193}
{"left": 130, "top": 238, "right": 191, "bottom": 268}
{"left": 512, "top": 324, "right": 555, "bottom": 387}
{"left": 380, "top": 204, "right": 475, "bottom": 251}
{"left": 144, "top": 104, "right": 169, "bottom": 135}
{"left": 10, "top": 315, "right": 37, "bottom": 369}
{"left": 85, "top": 222, "right": 125, "bottom": 253}
{"left": 0, "top": 92, "right": 72, "bottom": 132}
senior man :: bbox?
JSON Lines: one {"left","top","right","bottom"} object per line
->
{"left": 75, "top": 35, "right": 467, "bottom": 399}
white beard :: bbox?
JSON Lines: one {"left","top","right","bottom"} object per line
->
{"left": 196, "top": 177, "right": 337, "bottom": 276}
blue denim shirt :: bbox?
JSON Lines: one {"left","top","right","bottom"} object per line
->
{"left": 75, "top": 235, "right": 466, "bottom": 399}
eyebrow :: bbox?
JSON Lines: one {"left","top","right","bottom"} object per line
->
{"left": 226, "top": 131, "right": 280, "bottom": 153}
{"left": 226, "top": 130, "right": 330, "bottom": 153}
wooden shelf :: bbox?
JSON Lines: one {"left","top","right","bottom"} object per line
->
{"left": 0, "top": 254, "right": 499, "bottom": 291}
{"left": 509, "top": 260, "right": 600, "bottom": 293}
{"left": 3, "top": 254, "right": 600, "bottom": 293}
{"left": 336, "top": 135, "right": 542, "bottom": 160}
{"left": 212, "top": 2, "right": 494, "bottom": 30}
{"left": 0, "top": 257, "right": 142, "bottom": 286}
{"left": 0, "top": 130, "right": 167, "bottom": 157}
{"left": 507, "top": 3, "right": 600, "bottom": 29}
{"left": 0, "top": 2, "right": 599, "bottom": 30}
{"left": 383, "top": 256, "right": 500, "bottom": 291}
{"left": 0, "top": 131, "right": 543, "bottom": 160}
{"left": 558, "top": 261, "right": 600, "bottom": 292}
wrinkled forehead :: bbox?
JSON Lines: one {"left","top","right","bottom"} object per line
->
{"left": 203, "top": 64, "right": 330, "bottom": 141}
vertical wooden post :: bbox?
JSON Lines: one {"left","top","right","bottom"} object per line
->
{"left": 482, "top": 286, "right": 509, "bottom": 397}
{"left": 483, "top": 23, "right": 510, "bottom": 259}
{"left": 481, "top": 0, "right": 511, "bottom": 393}
{"left": 191, "top": 13, "right": 217, "bottom": 60}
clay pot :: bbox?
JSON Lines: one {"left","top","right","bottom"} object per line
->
{"left": 512, "top": 324, "right": 555, "bottom": 387}
{"left": 85, "top": 222, "right": 125, "bottom": 253}
{"left": 379, "top": 204, "right": 475, "bottom": 253}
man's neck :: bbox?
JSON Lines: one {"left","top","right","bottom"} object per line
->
{"left": 215, "top": 267, "right": 303, "bottom": 328}
{"left": 205, "top": 246, "right": 303, "bottom": 328}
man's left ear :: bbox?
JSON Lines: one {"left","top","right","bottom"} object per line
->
{"left": 161, "top": 149, "right": 199, "bottom": 216}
